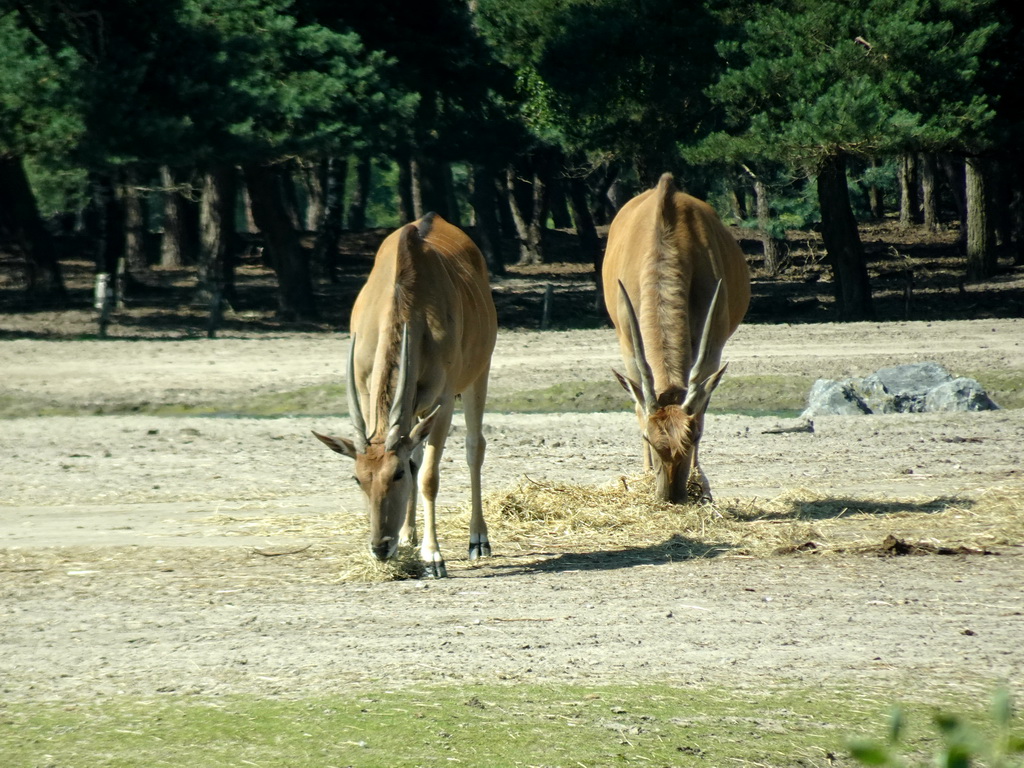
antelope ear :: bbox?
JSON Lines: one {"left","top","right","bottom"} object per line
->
{"left": 312, "top": 431, "right": 359, "bottom": 459}
{"left": 682, "top": 363, "right": 728, "bottom": 415}
{"left": 408, "top": 403, "right": 443, "bottom": 446}
{"left": 613, "top": 369, "right": 644, "bottom": 408}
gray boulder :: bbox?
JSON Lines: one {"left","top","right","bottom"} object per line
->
{"left": 802, "top": 379, "right": 871, "bottom": 419}
{"left": 925, "top": 377, "right": 1000, "bottom": 412}
{"left": 801, "top": 362, "right": 999, "bottom": 417}
{"left": 859, "top": 362, "right": 954, "bottom": 413}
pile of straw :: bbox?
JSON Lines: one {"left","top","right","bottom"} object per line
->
{"left": 192, "top": 475, "right": 1024, "bottom": 581}
{"left": 334, "top": 545, "right": 425, "bottom": 582}
{"left": 472, "top": 475, "right": 1024, "bottom": 560}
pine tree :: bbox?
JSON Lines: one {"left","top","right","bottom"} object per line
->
{"left": 698, "top": 0, "right": 999, "bottom": 320}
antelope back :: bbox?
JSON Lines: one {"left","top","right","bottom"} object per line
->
{"left": 348, "top": 213, "right": 497, "bottom": 440}
{"left": 602, "top": 173, "right": 750, "bottom": 395}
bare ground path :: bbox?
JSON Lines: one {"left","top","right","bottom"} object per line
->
{"left": 1, "top": 319, "right": 1023, "bottom": 704}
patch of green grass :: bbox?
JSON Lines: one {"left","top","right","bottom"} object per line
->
{"left": 713, "top": 374, "right": 811, "bottom": 415}
{"left": 2, "top": 683, "right": 1008, "bottom": 768}
{"left": 967, "top": 370, "right": 1024, "bottom": 410}
{"left": 488, "top": 380, "right": 632, "bottom": 414}
{"left": 2, "top": 369, "right": 1018, "bottom": 420}
{"left": 488, "top": 374, "right": 810, "bottom": 417}
{"left": 0, "top": 384, "right": 351, "bottom": 420}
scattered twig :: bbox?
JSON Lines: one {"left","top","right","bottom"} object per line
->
{"left": 251, "top": 544, "right": 313, "bottom": 557}
{"left": 489, "top": 617, "right": 555, "bottom": 623}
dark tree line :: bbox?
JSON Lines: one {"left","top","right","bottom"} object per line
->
{"left": 1, "top": 0, "right": 1021, "bottom": 326}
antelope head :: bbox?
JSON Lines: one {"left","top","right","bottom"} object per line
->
{"left": 313, "top": 325, "right": 440, "bottom": 561}
{"left": 613, "top": 281, "right": 727, "bottom": 504}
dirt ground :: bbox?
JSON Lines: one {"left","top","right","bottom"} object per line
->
{"left": 2, "top": 312, "right": 1023, "bottom": 707}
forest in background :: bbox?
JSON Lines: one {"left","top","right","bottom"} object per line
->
{"left": 1, "top": 0, "right": 1023, "bottom": 332}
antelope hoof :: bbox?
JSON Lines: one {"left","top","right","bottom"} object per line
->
{"left": 468, "top": 540, "right": 492, "bottom": 560}
{"left": 423, "top": 559, "right": 448, "bottom": 579}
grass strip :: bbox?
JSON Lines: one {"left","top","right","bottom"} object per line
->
{"left": 2, "top": 683, "right": 1014, "bottom": 768}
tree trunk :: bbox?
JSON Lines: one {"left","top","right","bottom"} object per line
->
{"left": 548, "top": 173, "right": 573, "bottom": 230}
{"left": 920, "top": 154, "right": 939, "bottom": 233}
{"left": 867, "top": 157, "right": 884, "bottom": 220}
{"left": 990, "top": 161, "right": 1011, "bottom": 253}
{"left": 567, "top": 174, "right": 600, "bottom": 274}
{"left": 312, "top": 157, "right": 348, "bottom": 282}
{"left": 84, "top": 171, "right": 125, "bottom": 334}
{"left": 898, "top": 153, "right": 920, "bottom": 229}
{"left": 589, "top": 163, "right": 620, "bottom": 225}
{"left": 505, "top": 165, "right": 537, "bottom": 265}
{"left": 121, "top": 167, "right": 149, "bottom": 274}
{"left": 817, "top": 152, "right": 873, "bottom": 321}
{"left": 159, "top": 166, "right": 197, "bottom": 267}
{"left": 965, "top": 156, "right": 996, "bottom": 281}
{"left": 410, "top": 153, "right": 452, "bottom": 221}
{"left": 470, "top": 164, "right": 505, "bottom": 276}
{"left": 606, "top": 178, "right": 629, "bottom": 212}
{"left": 279, "top": 161, "right": 304, "bottom": 232}
{"left": 728, "top": 184, "right": 748, "bottom": 221}
{"left": 753, "top": 176, "right": 784, "bottom": 276}
{"left": 940, "top": 155, "right": 967, "bottom": 248}
{"left": 441, "top": 162, "right": 460, "bottom": 227}
{"left": 524, "top": 159, "right": 551, "bottom": 265}
{"left": 196, "top": 165, "right": 238, "bottom": 335}
{"left": 0, "top": 153, "right": 65, "bottom": 301}
{"left": 1010, "top": 170, "right": 1024, "bottom": 266}
{"left": 240, "top": 183, "right": 257, "bottom": 234}
{"left": 567, "top": 171, "right": 603, "bottom": 313}
{"left": 347, "top": 156, "right": 371, "bottom": 231}
{"left": 243, "top": 163, "right": 318, "bottom": 321}
{"left": 301, "top": 159, "right": 327, "bottom": 232}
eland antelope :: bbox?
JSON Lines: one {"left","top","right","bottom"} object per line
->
{"left": 602, "top": 173, "right": 750, "bottom": 504}
{"left": 313, "top": 213, "right": 497, "bottom": 578}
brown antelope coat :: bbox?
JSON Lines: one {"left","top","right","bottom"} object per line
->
{"left": 314, "top": 213, "right": 497, "bottom": 577}
{"left": 602, "top": 173, "right": 750, "bottom": 503}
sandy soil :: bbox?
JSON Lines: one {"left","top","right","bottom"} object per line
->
{"left": 1, "top": 319, "right": 1023, "bottom": 706}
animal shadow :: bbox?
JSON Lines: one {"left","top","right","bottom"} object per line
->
{"left": 482, "top": 533, "right": 734, "bottom": 575}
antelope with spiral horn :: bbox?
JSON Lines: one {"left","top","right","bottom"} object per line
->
{"left": 603, "top": 173, "right": 750, "bottom": 504}
{"left": 313, "top": 213, "right": 497, "bottom": 577}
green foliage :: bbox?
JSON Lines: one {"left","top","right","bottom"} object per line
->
{"left": 849, "top": 690, "right": 1024, "bottom": 768}
{"left": 186, "top": 0, "right": 415, "bottom": 162}
{"left": 696, "top": 0, "right": 1001, "bottom": 170}
{"left": 363, "top": 157, "right": 402, "bottom": 230}
{"left": 751, "top": 181, "right": 822, "bottom": 234}
{"left": 0, "top": 13, "right": 84, "bottom": 156}
{"left": 22, "top": 155, "right": 88, "bottom": 218}
{"left": 476, "top": 0, "right": 723, "bottom": 173}
{"left": 5, "top": 0, "right": 418, "bottom": 169}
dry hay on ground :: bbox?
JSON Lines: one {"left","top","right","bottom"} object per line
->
{"left": 333, "top": 545, "right": 425, "bottom": 582}
{"left": 475, "top": 475, "right": 1024, "bottom": 560}
{"left": 181, "top": 476, "right": 1024, "bottom": 582}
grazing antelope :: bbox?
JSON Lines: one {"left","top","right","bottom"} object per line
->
{"left": 313, "top": 213, "right": 497, "bottom": 577}
{"left": 603, "top": 173, "right": 750, "bottom": 504}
